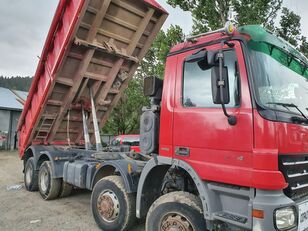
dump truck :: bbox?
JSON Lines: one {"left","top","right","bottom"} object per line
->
{"left": 18, "top": 0, "right": 308, "bottom": 231}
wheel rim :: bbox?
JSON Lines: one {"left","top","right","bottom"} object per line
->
{"left": 160, "top": 213, "right": 193, "bottom": 231}
{"left": 25, "top": 164, "right": 33, "bottom": 185}
{"left": 40, "top": 168, "right": 49, "bottom": 192}
{"left": 97, "top": 190, "right": 120, "bottom": 222}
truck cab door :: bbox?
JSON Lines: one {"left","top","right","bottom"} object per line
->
{"left": 172, "top": 41, "right": 254, "bottom": 186}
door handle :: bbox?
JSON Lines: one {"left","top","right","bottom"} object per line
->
{"left": 175, "top": 147, "right": 190, "bottom": 156}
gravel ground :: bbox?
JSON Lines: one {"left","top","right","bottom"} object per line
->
{"left": 0, "top": 150, "right": 144, "bottom": 231}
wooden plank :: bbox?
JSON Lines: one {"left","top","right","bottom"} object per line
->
{"left": 84, "top": 72, "right": 108, "bottom": 81}
{"left": 111, "top": 0, "right": 146, "bottom": 18}
{"left": 47, "top": 100, "right": 63, "bottom": 106}
{"left": 95, "top": 8, "right": 154, "bottom": 103}
{"left": 76, "top": 7, "right": 156, "bottom": 143}
{"left": 81, "top": 21, "right": 147, "bottom": 47}
{"left": 56, "top": 77, "right": 74, "bottom": 86}
{"left": 67, "top": 51, "right": 83, "bottom": 60}
{"left": 74, "top": 78, "right": 89, "bottom": 103}
{"left": 89, "top": 13, "right": 168, "bottom": 143}
{"left": 91, "top": 57, "right": 129, "bottom": 72}
{"left": 97, "top": 28, "right": 144, "bottom": 48}
{"left": 127, "top": 8, "right": 154, "bottom": 54}
{"left": 74, "top": 36, "right": 140, "bottom": 62}
{"left": 105, "top": 14, "right": 138, "bottom": 32}
{"left": 48, "top": 0, "right": 112, "bottom": 142}
{"left": 87, "top": 6, "right": 98, "bottom": 14}
{"left": 111, "top": 0, "right": 158, "bottom": 23}
{"left": 87, "top": 0, "right": 112, "bottom": 42}
{"left": 64, "top": 116, "right": 83, "bottom": 122}
{"left": 47, "top": 49, "right": 95, "bottom": 141}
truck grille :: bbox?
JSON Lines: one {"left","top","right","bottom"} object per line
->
{"left": 279, "top": 154, "right": 308, "bottom": 200}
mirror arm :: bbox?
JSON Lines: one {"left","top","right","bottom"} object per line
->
{"left": 218, "top": 43, "right": 237, "bottom": 126}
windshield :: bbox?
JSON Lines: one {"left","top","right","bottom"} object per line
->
{"left": 252, "top": 45, "right": 308, "bottom": 118}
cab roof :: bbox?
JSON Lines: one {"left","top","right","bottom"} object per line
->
{"left": 169, "top": 24, "right": 307, "bottom": 66}
{"left": 238, "top": 25, "right": 308, "bottom": 64}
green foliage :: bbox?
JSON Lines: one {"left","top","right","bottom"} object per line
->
{"left": 300, "top": 36, "right": 308, "bottom": 58}
{"left": 233, "top": 0, "right": 282, "bottom": 29}
{"left": 276, "top": 7, "right": 302, "bottom": 47}
{"left": 167, "top": 0, "right": 282, "bottom": 34}
{"left": 144, "top": 25, "right": 185, "bottom": 78}
{"left": 0, "top": 76, "right": 32, "bottom": 91}
{"left": 102, "top": 76, "right": 149, "bottom": 135}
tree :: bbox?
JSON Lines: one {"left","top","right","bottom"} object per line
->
{"left": 144, "top": 25, "right": 185, "bottom": 78}
{"left": 0, "top": 76, "right": 33, "bottom": 91}
{"left": 167, "top": 1, "right": 307, "bottom": 58}
{"left": 274, "top": 7, "right": 308, "bottom": 59}
{"left": 233, "top": 0, "right": 282, "bottom": 29}
{"left": 167, "top": 0, "right": 282, "bottom": 34}
{"left": 276, "top": 7, "right": 302, "bottom": 47}
{"left": 300, "top": 36, "right": 308, "bottom": 58}
{"left": 102, "top": 76, "right": 148, "bottom": 135}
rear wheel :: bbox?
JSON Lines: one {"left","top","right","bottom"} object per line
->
{"left": 91, "top": 176, "right": 136, "bottom": 231}
{"left": 59, "top": 181, "right": 73, "bottom": 198}
{"left": 38, "top": 161, "right": 61, "bottom": 200}
{"left": 24, "top": 157, "right": 38, "bottom": 191}
{"left": 146, "top": 191, "right": 206, "bottom": 231}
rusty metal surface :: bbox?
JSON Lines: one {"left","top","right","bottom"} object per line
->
{"left": 18, "top": 0, "right": 167, "bottom": 155}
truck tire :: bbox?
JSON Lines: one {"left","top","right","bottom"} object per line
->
{"left": 59, "top": 181, "right": 73, "bottom": 198}
{"left": 146, "top": 191, "right": 207, "bottom": 231}
{"left": 91, "top": 176, "right": 136, "bottom": 231}
{"left": 24, "top": 157, "right": 38, "bottom": 191}
{"left": 38, "top": 161, "right": 61, "bottom": 200}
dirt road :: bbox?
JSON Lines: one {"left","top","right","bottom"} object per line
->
{"left": 0, "top": 151, "right": 144, "bottom": 231}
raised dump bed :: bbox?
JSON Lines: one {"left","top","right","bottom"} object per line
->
{"left": 18, "top": 0, "right": 167, "bottom": 156}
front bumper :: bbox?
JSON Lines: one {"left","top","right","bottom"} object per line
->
{"left": 252, "top": 189, "right": 308, "bottom": 231}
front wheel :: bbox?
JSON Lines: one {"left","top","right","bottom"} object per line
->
{"left": 91, "top": 176, "right": 136, "bottom": 231}
{"left": 146, "top": 191, "right": 207, "bottom": 231}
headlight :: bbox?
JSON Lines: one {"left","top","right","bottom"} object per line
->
{"left": 274, "top": 206, "right": 297, "bottom": 230}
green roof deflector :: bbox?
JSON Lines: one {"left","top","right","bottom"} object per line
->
{"left": 238, "top": 25, "right": 308, "bottom": 64}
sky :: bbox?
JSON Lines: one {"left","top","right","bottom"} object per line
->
{"left": 0, "top": 0, "right": 307, "bottom": 77}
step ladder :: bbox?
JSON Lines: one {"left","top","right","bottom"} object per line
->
{"left": 35, "top": 114, "right": 57, "bottom": 140}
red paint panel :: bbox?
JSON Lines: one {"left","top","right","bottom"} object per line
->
{"left": 169, "top": 41, "right": 256, "bottom": 187}
{"left": 159, "top": 54, "right": 177, "bottom": 157}
{"left": 18, "top": 0, "right": 85, "bottom": 156}
{"left": 161, "top": 40, "right": 288, "bottom": 190}
{"left": 276, "top": 121, "right": 308, "bottom": 154}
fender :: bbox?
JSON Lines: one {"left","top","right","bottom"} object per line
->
{"left": 136, "top": 156, "right": 214, "bottom": 220}
{"left": 91, "top": 159, "right": 140, "bottom": 193}
{"left": 25, "top": 145, "right": 78, "bottom": 178}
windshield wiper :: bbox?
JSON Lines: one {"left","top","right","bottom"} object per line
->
{"left": 267, "top": 102, "right": 308, "bottom": 123}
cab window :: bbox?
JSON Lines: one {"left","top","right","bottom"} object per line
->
{"left": 182, "top": 49, "right": 240, "bottom": 108}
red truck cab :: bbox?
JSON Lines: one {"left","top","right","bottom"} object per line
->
{"left": 137, "top": 25, "right": 308, "bottom": 231}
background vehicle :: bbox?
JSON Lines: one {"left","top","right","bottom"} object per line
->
{"left": 110, "top": 134, "right": 140, "bottom": 152}
{"left": 18, "top": 0, "right": 308, "bottom": 231}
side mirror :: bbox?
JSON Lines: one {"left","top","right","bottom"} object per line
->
{"left": 143, "top": 76, "right": 163, "bottom": 98}
{"left": 211, "top": 66, "right": 230, "bottom": 104}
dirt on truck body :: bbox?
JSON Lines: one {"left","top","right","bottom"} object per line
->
{"left": 17, "top": 0, "right": 167, "bottom": 156}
